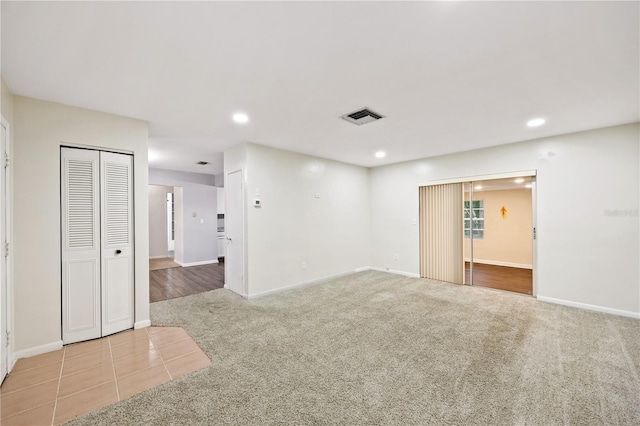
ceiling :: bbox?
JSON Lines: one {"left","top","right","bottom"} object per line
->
{"left": 2, "top": 1, "right": 638, "bottom": 175}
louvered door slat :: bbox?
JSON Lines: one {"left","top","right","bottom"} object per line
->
{"left": 61, "top": 148, "right": 101, "bottom": 344}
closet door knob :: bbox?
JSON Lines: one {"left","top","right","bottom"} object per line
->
{"left": 116, "top": 249, "right": 122, "bottom": 254}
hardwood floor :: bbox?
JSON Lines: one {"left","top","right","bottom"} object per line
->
{"left": 150, "top": 263, "right": 225, "bottom": 303}
{"left": 465, "top": 262, "right": 532, "bottom": 295}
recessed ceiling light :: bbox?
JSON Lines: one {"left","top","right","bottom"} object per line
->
{"left": 375, "top": 151, "right": 386, "bottom": 158}
{"left": 514, "top": 178, "right": 525, "bottom": 184}
{"left": 233, "top": 113, "right": 249, "bottom": 124}
{"left": 527, "top": 118, "right": 545, "bottom": 127}
{"left": 525, "top": 184, "right": 532, "bottom": 189}
{"left": 474, "top": 185, "right": 482, "bottom": 190}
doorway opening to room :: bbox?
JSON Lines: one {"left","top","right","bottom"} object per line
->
{"left": 419, "top": 172, "right": 536, "bottom": 296}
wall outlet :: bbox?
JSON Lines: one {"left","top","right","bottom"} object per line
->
{"left": 394, "top": 253, "right": 399, "bottom": 261}
{"left": 301, "top": 262, "right": 307, "bottom": 270}
{"left": 386, "top": 266, "right": 390, "bottom": 271}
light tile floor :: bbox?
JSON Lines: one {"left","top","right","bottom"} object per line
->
{"left": 0, "top": 327, "right": 211, "bottom": 425}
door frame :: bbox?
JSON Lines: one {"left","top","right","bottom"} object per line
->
{"left": 1, "top": 115, "right": 13, "bottom": 379}
{"left": 225, "top": 169, "right": 246, "bottom": 297}
{"left": 419, "top": 169, "right": 538, "bottom": 296}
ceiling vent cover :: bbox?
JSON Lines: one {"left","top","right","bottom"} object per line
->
{"left": 340, "top": 107, "right": 385, "bottom": 126}
{"left": 196, "top": 161, "right": 209, "bottom": 165}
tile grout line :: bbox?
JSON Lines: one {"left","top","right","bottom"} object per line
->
{"left": 150, "top": 327, "right": 174, "bottom": 380}
{"left": 51, "top": 346, "right": 66, "bottom": 426}
{"left": 107, "top": 336, "right": 121, "bottom": 402}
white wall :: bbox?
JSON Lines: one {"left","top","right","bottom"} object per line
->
{"left": 371, "top": 123, "right": 640, "bottom": 316}
{"left": 148, "top": 185, "right": 173, "bottom": 258}
{"left": 235, "top": 143, "right": 371, "bottom": 297}
{"left": 149, "top": 168, "right": 217, "bottom": 265}
{"left": 12, "top": 96, "right": 149, "bottom": 354}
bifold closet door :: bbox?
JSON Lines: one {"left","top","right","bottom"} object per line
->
{"left": 62, "top": 148, "right": 101, "bottom": 344}
{"left": 62, "top": 148, "right": 134, "bottom": 344}
{"left": 100, "top": 152, "right": 134, "bottom": 336}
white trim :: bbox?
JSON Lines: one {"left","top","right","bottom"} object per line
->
{"left": 419, "top": 170, "right": 537, "bottom": 187}
{"left": 174, "top": 259, "right": 218, "bottom": 267}
{"left": 247, "top": 267, "right": 372, "bottom": 299}
{"left": 12, "top": 340, "right": 64, "bottom": 363}
{"left": 370, "top": 267, "right": 420, "bottom": 278}
{"left": 134, "top": 319, "right": 151, "bottom": 329}
{"left": 464, "top": 258, "right": 532, "bottom": 269}
{"left": 537, "top": 295, "right": 640, "bottom": 319}
{"left": 148, "top": 255, "right": 170, "bottom": 260}
{"left": 1, "top": 115, "right": 12, "bottom": 378}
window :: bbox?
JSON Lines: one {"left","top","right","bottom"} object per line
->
{"left": 464, "top": 200, "right": 484, "bottom": 239}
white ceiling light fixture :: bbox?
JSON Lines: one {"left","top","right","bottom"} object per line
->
{"left": 514, "top": 178, "right": 525, "bottom": 184}
{"left": 474, "top": 185, "right": 482, "bottom": 190}
{"left": 527, "top": 117, "right": 546, "bottom": 127}
{"left": 375, "top": 151, "right": 386, "bottom": 158}
{"left": 525, "top": 184, "right": 532, "bottom": 189}
{"left": 233, "top": 112, "right": 249, "bottom": 124}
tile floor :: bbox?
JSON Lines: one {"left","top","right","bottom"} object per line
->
{"left": 0, "top": 327, "right": 211, "bottom": 425}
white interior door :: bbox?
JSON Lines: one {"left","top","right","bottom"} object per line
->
{"left": 225, "top": 170, "right": 244, "bottom": 296}
{"left": 61, "top": 148, "right": 101, "bottom": 344}
{"left": 101, "top": 152, "right": 134, "bottom": 336}
{"left": 1, "top": 122, "right": 8, "bottom": 380}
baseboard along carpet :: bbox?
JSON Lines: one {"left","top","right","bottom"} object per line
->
{"left": 66, "top": 270, "right": 640, "bottom": 425}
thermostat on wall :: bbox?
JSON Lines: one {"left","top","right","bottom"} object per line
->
{"left": 253, "top": 198, "right": 261, "bottom": 208}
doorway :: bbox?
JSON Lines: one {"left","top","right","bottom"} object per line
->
{"left": 225, "top": 170, "right": 244, "bottom": 296}
{"left": 419, "top": 172, "right": 536, "bottom": 296}
{"left": 464, "top": 177, "right": 534, "bottom": 295}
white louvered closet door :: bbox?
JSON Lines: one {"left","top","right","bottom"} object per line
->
{"left": 62, "top": 148, "right": 134, "bottom": 344}
{"left": 100, "top": 152, "right": 134, "bottom": 336}
{"left": 61, "top": 148, "right": 101, "bottom": 344}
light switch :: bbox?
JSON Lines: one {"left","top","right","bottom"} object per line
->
{"left": 200, "top": 219, "right": 204, "bottom": 224}
{"left": 192, "top": 212, "right": 197, "bottom": 218}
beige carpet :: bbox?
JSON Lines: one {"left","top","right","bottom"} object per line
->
{"left": 149, "top": 257, "right": 180, "bottom": 271}
{"left": 66, "top": 270, "right": 640, "bottom": 425}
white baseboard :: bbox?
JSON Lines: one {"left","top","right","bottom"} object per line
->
{"left": 537, "top": 295, "right": 640, "bottom": 319}
{"left": 247, "top": 267, "right": 371, "bottom": 299}
{"left": 13, "top": 340, "right": 63, "bottom": 364}
{"left": 371, "top": 267, "right": 420, "bottom": 278}
{"left": 354, "top": 266, "right": 372, "bottom": 272}
{"left": 149, "top": 255, "right": 169, "bottom": 259}
{"left": 134, "top": 320, "right": 151, "bottom": 329}
{"left": 464, "top": 258, "right": 532, "bottom": 269}
{"left": 175, "top": 259, "right": 218, "bottom": 267}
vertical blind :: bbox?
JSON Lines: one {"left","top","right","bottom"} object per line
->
{"left": 419, "top": 183, "right": 464, "bottom": 284}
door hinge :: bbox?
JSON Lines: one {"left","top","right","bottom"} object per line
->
{"left": 3, "top": 152, "right": 8, "bottom": 169}
{"left": 4, "top": 241, "right": 8, "bottom": 258}
{"left": 533, "top": 227, "right": 537, "bottom": 240}
{"left": 6, "top": 331, "right": 10, "bottom": 346}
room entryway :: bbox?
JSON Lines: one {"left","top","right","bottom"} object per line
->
{"left": 419, "top": 172, "right": 536, "bottom": 296}
{"left": 149, "top": 263, "right": 224, "bottom": 303}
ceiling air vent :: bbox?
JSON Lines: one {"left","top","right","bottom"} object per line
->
{"left": 196, "top": 161, "right": 209, "bottom": 165}
{"left": 340, "top": 107, "right": 385, "bottom": 126}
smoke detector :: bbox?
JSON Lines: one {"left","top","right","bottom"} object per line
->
{"left": 340, "top": 107, "right": 385, "bottom": 126}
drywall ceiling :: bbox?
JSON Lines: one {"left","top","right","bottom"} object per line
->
{"left": 2, "top": 1, "right": 638, "bottom": 175}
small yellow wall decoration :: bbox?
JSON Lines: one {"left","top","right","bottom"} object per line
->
{"left": 500, "top": 206, "right": 507, "bottom": 219}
